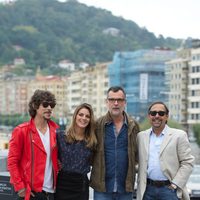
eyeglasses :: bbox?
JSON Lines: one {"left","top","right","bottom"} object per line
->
{"left": 149, "top": 111, "right": 166, "bottom": 116}
{"left": 107, "top": 98, "right": 125, "bottom": 103}
{"left": 42, "top": 101, "right": 56, "bottom": 108}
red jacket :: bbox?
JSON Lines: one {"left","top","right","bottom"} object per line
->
{"left": 7, "top": 118, "right": 59, "bottom": 200}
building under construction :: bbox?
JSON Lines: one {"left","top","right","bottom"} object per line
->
{"left": 108, "top": 49, "right": 176, "bottom": 121}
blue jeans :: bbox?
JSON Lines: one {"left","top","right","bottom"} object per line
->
{"left": 143, "top": 185, "right": 179, "bottom": 200}
{"left": 94, "top": 191, "right": 133, "bottom": 200}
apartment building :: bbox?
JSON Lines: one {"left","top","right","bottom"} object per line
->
{"left": 82, "top": 63, "right": 109, "bottom": 117}
{"left": 109, "top": 49, "right": 176, "bottom": 121}
{"left": 28, "top": 74, "right": 66, "bottom": 119}
{"left": 188, "top": 47, "right": 200, "bottom": 125}
{"left": 165, "top": 39, "right": 200, "bottom": 133}
{"left": 0, "top": 76, "right": 31, "bottom": 115}
{"left": 67, "top": 70, "right": 83, "bottom": 114}
{"left": 67, "top": 63, "right": 109, "bottom": 122}
{"left": 3, "top": 43, "right": 200, "bottom": 136}
{"left": 165, "top": 48, "right": 190, "bottom": 128}
{"left": 0, "top": 62, "right": 109, "bottom": 132}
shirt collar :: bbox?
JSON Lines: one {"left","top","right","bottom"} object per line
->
{"left": 150, "top": 125, "right": 167, "bottom": 136}
{"left": 105, "top": 112, "right": 128, "bottom": 126}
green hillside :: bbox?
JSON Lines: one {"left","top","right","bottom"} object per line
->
{"left": 0, "top": 0, "right": 181, "bottom": 70}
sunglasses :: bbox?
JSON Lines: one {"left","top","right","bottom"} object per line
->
{"left": 149, "top": 111, "right": 166, "bottom": 116}
{"left": 42, "top": 101, "right": 56, "bottom": 108}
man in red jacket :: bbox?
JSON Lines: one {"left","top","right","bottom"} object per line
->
{"left": 8, "top": 89, "right": 59, "bottom": 200}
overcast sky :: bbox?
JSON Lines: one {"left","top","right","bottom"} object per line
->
{"left": 77, "top": 0, "right": 200, "bottom": 39}
{"left": 1, "top": 0, "right": 199, "bottom": 39}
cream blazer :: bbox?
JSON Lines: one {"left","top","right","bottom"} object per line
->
{"left": 136, "top": 125, "right": 194, "bottom": 200}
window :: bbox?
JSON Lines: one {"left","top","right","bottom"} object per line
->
{"left": 192, "top": 90, "right": 195, "bottom": 96}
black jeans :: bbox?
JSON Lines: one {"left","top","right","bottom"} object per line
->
{"left": 16, "top": 191, "right": 54, "bottom": 200}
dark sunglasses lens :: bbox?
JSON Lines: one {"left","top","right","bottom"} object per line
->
{"left": 150, "top": 111, "right": 157, "bottom": 116}
{"left": 50, "top": 103, "right": 55, "bottom": 108}
{"left": 42, "top": 102, "right": 49, "bottom": 108}
{"left": 42, "top": 102, "right": 55, "bottom": 108}
{"left": 158, "top": 111, "right": 165, "bottom": 116}
{"left": 149, "top": 111, "right": 166, "bottom": 116}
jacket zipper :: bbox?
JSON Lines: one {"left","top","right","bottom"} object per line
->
{"left": 30, "top": 131, "right": 34, "bottom": 190}
{"left": 51, "top": 143, "right": 57, "bottom": 189}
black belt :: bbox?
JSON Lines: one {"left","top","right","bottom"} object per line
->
{"left": 147, "top": 178, "right": 170, "bottom": 187}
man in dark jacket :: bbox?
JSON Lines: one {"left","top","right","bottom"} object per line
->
{"left": 90, "top": 86, "right": 139, "bottom": 200}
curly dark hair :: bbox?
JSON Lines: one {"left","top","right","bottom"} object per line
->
{"left": 28, "top": 89, "right": 56, "bottom": 118}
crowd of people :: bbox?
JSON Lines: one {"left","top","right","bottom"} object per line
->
{"left": 7, "top": 86, "right": 194, "bottom": 200}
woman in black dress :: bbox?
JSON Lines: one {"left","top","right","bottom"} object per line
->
{"left": 55, "top": 103, "right": 97, "bottom": 200}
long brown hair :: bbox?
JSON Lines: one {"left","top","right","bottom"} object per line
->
{"left": 65, "top": 103, "right": 97, "bottom": 149}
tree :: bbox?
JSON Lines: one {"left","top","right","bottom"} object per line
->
{"left": 193, "top": 124, "right": 200, "bottom": 146}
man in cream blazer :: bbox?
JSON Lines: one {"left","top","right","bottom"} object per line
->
{"left": 137, "top": 101, "right": 194, "bottom": 200}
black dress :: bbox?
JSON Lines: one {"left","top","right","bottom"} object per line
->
{"left": 55, "top": 170, "right": 89, "bottom": 200}
{"left": 55, "top": 130, "right": 92, "bottom": 200}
